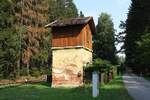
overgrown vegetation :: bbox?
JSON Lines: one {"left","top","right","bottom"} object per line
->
{"left": 84, "top": 58, "right": 118, "bottom": 84}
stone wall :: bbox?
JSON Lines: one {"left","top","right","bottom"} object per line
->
{"left": 52, "top": 47, "right": 92, "bottom": 87}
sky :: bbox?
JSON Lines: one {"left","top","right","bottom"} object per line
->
{"left": 74, "top": 0, "right": 131, "bottom": 32}
{"left": 74, "top": 0, "right": 131, "bottom": 56}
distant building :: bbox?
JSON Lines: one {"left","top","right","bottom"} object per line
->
{"left": 46, "top": 17, "right": 96, "bottom": 87}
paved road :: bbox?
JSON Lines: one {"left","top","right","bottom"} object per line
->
{"left": 123, "top": 73, "right": 150, "bottom": 100}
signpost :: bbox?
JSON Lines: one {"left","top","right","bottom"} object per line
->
{"left": 92, "top": 71, "right": 99, "bottom": 97}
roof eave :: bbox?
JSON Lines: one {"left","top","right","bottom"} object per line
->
{"left": 45, "top": 16, "right": 96, "bottom": 34}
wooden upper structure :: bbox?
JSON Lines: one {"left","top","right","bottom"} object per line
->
{"left": 45, "top": 17, "right": 96, "bottom": 50}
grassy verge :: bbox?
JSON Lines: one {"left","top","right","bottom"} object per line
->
{"left": 0, "top": 76, "right": 133, "bottom": 100}
{"left": 143, "top": 76, "right": 150, "bottom": 81}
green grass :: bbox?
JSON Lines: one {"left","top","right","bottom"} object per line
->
{"left": 144, "top": 76, "right": 150, "bottom": 81}
{"left": 0, "top": 76, "right": 133, "bottom": 100}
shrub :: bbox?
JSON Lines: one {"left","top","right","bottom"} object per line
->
{"left": 84, "top": 58, "right": 118, "bottom": 84}
{"left": 84, "top": 58, "right": 112, "bottom": 72}
{"left": 30, "top": 67, "right": 41, "bottom": 77}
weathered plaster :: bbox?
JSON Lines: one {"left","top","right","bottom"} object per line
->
{"left": 52, "top": 47, "right": 92, "bottom": 87}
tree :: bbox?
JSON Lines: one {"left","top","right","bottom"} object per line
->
{"left": 93, "top": 13, "right": 117, "bottom": 64}
{"left": 19, "top": 0, "right": 49, "bottom": 76}
{"left": 0, "top": 0, "right": 79, "bottom": 79}
{"left": 115, "top": 21, "right": 126, "bottom": 54}
{"left": 64, "top": 0, "right": 78, "bottom": 18}
{"left": 125, "top": 0, "right": 150, "bottom": 73}
{"left": 136, "top": 34, "right": 150, "bottom": 73}
{"left": 48, "top": 0, "right": 78, "bottom": 21}
{"left": 0, "top": 0, "right": 20, "bottom": 79}
{"left": 0, "top": 0, "right": 50, "bottom": 79}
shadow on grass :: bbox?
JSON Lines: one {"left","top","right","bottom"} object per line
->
{"left": 0, "top": 76, "right": 133, "bottom": 100}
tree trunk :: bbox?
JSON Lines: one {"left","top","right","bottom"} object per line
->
{"left": 47, "top": 49, "right": 52, "bottom": 83}
{"left": 16, "top": 58, "right": 20, "bottom": 78}
{"left": 26, "top": 62, "right": 30, "bottom": 76}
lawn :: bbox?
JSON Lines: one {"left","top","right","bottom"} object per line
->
{"left": 144, "top": 76, "right": 150, "bottom": 81}
{"left": 0, "top": 76, "right": 133, "bottom": 100}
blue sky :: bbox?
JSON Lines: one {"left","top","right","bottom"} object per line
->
{"left": 74, "top": 0, "right": 131, "bottom": 56}
{"left": 74, "top": 0, "right": 131, "bottom": 32}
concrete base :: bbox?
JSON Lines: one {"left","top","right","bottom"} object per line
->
{"left": 52, "top": 47, "right": 92, "bottom": 87}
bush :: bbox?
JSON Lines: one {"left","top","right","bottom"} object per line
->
{"left": 84, "top": 58, "right": 112, "bottom": 72}
{"left": 84, "top": 58, "right": 118, "bottom": 84}
{"left": 30, "top": 67, "right": 41, "bottom": 77}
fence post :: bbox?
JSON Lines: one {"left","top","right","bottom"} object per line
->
{"left": 92, "top": 71, "right": 99, "bottom": 97}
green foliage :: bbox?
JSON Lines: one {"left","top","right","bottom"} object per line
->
{"left": 117, "top": 56, "right": 125, "bottom": 64}
{"left": 85, "top": 58, "right": 112, "bottom": 72}
{"left": 136, "top": 34, "right": 150, "bottom": 67}
{"left": 30, "top": 67, "right": 41, "bottom": 77}
{"left": 0, "top": 0, "right": 79, "bottom": 80}
{"left": 48, "top": 0, "right": 78, "bottom": 22}
{"left": 0, "top": 0, "right": 15, "bottom": 29}
{"left": 64, "top": 0, "right": 78, "bottom": 18}
{"left": 0, "top": 29, "right": 19, "bottom": 79}
{"left": 125, "top": 0, "right": 150, "bottom": 73}
{"left": 0, "top": 0, "right": 19, "bottom": 79}
{"left": 93, "top": 13, "right": 117, "bottom": 64}
{"left": 84, "top": 58, "right": 118, "bottom": 84}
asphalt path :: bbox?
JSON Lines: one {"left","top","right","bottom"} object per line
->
{"left": 123, "top": 73, "right": 150, "bottom": 100}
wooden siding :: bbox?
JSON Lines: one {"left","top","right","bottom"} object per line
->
{"left": 51, "top": 24, "right": 93, "bottom": 50}
{"left": 52, "top": 25, "right": 83, "bottom": 47}
{"left": 82, "top": 24, "right": 93, "bottom": 50}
